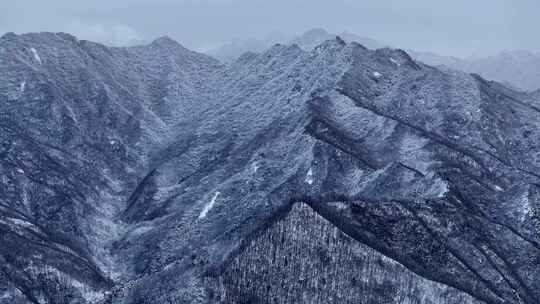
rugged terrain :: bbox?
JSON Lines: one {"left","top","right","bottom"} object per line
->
{"left": 209, "top": 28, "right": 540, "bottom": 92}
{"left": 1, "top": 32, "right": 539, "bottom": 303}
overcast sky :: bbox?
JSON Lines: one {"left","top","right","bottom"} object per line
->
{"left": 1, "top": 0, "right": 537, "bottom": 57}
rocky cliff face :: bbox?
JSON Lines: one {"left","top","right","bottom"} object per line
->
{"left": 0, "top": 32, "right": 539, "bottom": 304}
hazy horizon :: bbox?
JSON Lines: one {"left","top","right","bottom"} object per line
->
{"left": 2, "top": 0, "right": 539, "bottom": 58}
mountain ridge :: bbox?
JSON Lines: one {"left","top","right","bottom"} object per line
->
{"left": 206, "top": 28, "right": 540, "bottom": 92}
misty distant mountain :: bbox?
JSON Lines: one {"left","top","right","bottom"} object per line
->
{"left": 289, "top": 28, "right": 384, "bottom": 51}
{"left": 206, "top": 28, "right": 383, "bottom": 62}
{"left": 411, "top": 49, "right": 540, "bottom": 91}
{"left": 1, "top": 32, "right": 540, "bottom": 304}
{"left": 206, "top": 38, "right": 276, "bottom": 63}
{"left": 205, "top": 32, "right": 292, "bottom": 62}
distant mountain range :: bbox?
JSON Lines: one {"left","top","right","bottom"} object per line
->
{"left": 411, "top": 49, "right": 540, "bottom": 92}
{"left": 207, "top": 28, "right": 540, "bottom": 92}
{"left": 206, "top": 28, "right": 383, "bottom": 62}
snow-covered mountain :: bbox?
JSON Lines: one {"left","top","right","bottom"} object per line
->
{"left": 1, "top": 32, "right": 540, "bottom": 304}
{"left": 208, "top": 28, "right": 540, "bottom": 91}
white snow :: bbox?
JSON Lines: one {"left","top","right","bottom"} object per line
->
{"left": 10, "top": 218, "right": 35, "bottom": 229}
{"left": 30, "top": 48, "right": 42, "bottom": 64}
{"left": 436, "top": 181, "right": 449, "bottom": 198}
{"left": 0, "top": 291, "right": 12, "bottom": 299}
{"left": 198, "top": 191, "right": 220, "bottom": 219}
{"left": 25, "top": 265, "right": 105, "bottom": 302}
{"left": 21, "top": 181, "right": 30, "bottom": 208}
{"left": 517, "top": 191, "right": 533, "bottom": 222}
{"left": 252, "top": 162, "right": 259, "bottom": 173}
{"left": 330, "top": 201, "right": 348, "bottom": 210}
{"left": 390, "top": 58, "right": 400, "bottom": 66}
{"left": 20, "top": 81, "right": 26, "bottom": 92}
{"left": 305, "top": 168, "right": 314, "bottom": 185}
{"left": 86, "top": 190, "right": 128, "bottom": 282}
{"left": 373, "top": 71, "right": 382, "bottom": 78}
{"left": 70, "top": 278, "right": 105, "bottom": 302}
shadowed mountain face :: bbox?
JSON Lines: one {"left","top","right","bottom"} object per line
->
{"left": 210, "top": 202, "right": 481, "bottom": 304}
{"left": 0, "top": 32, "right": 539, "bottom": 304}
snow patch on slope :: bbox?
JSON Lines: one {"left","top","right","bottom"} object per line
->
{"left": 305, "top": 168, "right": 314, "bottom": 185}
{"left": 30, "top": 48, "right": 42, "bottom": 64}
{"left": 199, "top": 192, "right": 221, "bottom": 219}
{"left": 252, "top": 162, "right": 259, "bottom": 173}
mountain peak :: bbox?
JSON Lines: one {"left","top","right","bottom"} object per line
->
{"left": 335, "top": 35, "right": 346, "bottom": 45}
{"left": 301, "top": 28, "right": 329, "bottom": 38}
{"left": 313, "top": 36, "right": 347, "bottom": 53}
{"left": 0, "top": 31, "right": 79, "bottom": 44}
{"left": 0, "top": 32, "right": 17, "bottom": 41}
{"left": 150, "top": 36, "right": 184, "bottom": 49}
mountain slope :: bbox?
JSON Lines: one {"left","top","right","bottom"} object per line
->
{"left": 1, "top": 32, "right": 539, "bottom": 304}
{"left": 0, "top": 32, "right": 223, "bottom": 303}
